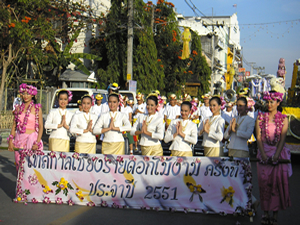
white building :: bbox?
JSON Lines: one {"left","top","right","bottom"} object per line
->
{"left": 177, "top": 13, "right": 241, "bottom": 88}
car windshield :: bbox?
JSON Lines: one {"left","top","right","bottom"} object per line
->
{"left": 52, "top": 91, "right": 89, "bottom": 109}
{"left": 121, "top": 92, "right": 134, "bottom": 101}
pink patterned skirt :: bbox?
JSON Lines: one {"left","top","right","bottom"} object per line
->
{"left": 13, "top": 132, "right": 43, "bottom": 171}
{"left": 256, "top": 143, "right": 292, "bottom": 211}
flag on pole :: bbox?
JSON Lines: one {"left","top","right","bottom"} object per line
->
{"left": 233, "top": 4, "right": 237, "bottom": 8}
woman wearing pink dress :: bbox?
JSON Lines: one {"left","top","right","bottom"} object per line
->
{"left": 256, "top": 91, "right": 292, "bottom": 225}
{"left": 8, "top": 84, "right": 43, "bottom": 171}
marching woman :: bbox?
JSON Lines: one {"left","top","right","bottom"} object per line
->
{"left": 164, "top": 101, "right": 198, "bottom": 157}
{"left": 199, "top": 96, "right": 225, "bottom": 157}
{"left": 224, "top": 97, "right": 255, "bottom": 157}
{"left": 8, "top": 83, "right": 43, "bottom": 171}
{"left": 69, "top": 95, "right": 98, "bottom": 154}
{"left": 45, "top": 89, "right": 74, "bottom": 152}
{"left": 93, "top": 92, "right": 131, "bottom": 155}
{"left": 256, "top": 91, "right": 292, "bottom": 225}
{"left": 131, "top": 93, "right": 165, "bottom": 156}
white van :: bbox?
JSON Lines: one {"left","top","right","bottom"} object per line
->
{"left": 50, "top": 88, "right": 136, "bottom": 113}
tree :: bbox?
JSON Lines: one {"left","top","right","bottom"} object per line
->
{"left": 90, "top": 0, "right": 164, "bottom": 92}
{"left": 0, "top": 0, "right": 105, "bottom": 109}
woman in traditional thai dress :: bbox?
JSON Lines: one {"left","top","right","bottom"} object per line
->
{"left": 164, "top": 101, "right": 197, "bottom": 157}
{"left": 164, "top": 94, "right": 180, "bottom": 129}
{"left": 256, "top": 91, "right": 292, "bottom": 225}
{"left": 131, "top": 94, "right": 165, "bottom": 156}
{"left": 199, "top": 96, "right": 225, "bottom": 157}
{"left": 8, "top": 84, "right": 43, "bottom": 171}
{"left": 45, "top": 90, "right": 74, "bottom": 152}
{"left": 93, "top": 93, "right": 131, "bottom": 155}
{"left": 224, "top": 97, "right": 255, "bottom": 157}
{"left": 199, "top": 93, "right": 213, "bottom": 123}
{"left": 69, "top": 95, "right": 98, "bottom": 154}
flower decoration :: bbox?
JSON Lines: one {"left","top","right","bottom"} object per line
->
{"left": 190, "top": 100, "right": 198, "bottom": 115}
{"left": 52, "top": 178, "right": 74, "bottom": 196}
{"left": 43, "top": 196, "right": 51, "bottom": 204}
{"left": 15, "top": 189, "right": 30, "bottom": 202}
{"left": 87, "top": 201, "right": 95, "bottom": 207}
{"left": 92, "top": 156, "right": 98, "bottom": 162}
{"left": 129, "top": 155, "right": 136, "bottom": 161}
{"left": 31, "top": 198, "right": 39, "bottom": 204}
{"left": 60, "top": 152, "right": 66, "bottom": 159}
{"left": 42, "top": 185, "right": 53, "bottom": 194}
{"left": 67, "top": 199, "right": 75, "bottom": 206}
{"left": 56, "top": 197, "right": 63, "bottom": 204}
{"left": 220, "top": 96, "right": 226, "bottom": 110}
{"left": 160, "top": 156, "right": 165, "bottom": 162}
{"left": 72, "top": 152, "right": 80, "bottom": 159}
{"left": 100, "top": 200, "right": 108, "bottom": 207}
{"left": 263, "top": 91, "right": 283, "bottom": 102}
{"left": 19, "top": 83, "right": 38, "bottom": 96}
{"left": 112, "top": 203, "right": 119, "bottom": 208}
{"left": 56, "top": 89, "right": 73, "bottom": 102}
{"left": 104, "top": 155, "right": 112, "bottom": 163}
{"left": 116, "top": 156, "right": 124, "bottom": 163}
{"left": 258, "top": 111, "right": 286, "bottom": 146}
{"left": 186, "top": 182, "right": 206, "bottom": 202}
{"left": 176, "top": 157, "right": 183, "bottom": 164}
{"left": 143, "top": 156, "right": 150, "bottom": 162}
{"left": 76, "top": 190, "right": 84, "bottom": 200}
{"left": 194, "top": 158, "right": 201, "bottom": 164}
{"left": 28, "top": 174, "right": 38, "bottom": 185}
{"left": 220, "top": 186, "right": 235, "bottom": 207}
{"left": 49, "top": 151, "right": 56, "bottom": 158}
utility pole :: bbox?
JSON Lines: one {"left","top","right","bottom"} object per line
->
{"left": 210, "top": 8, "right": 214, "bottom": 93}
{"left": 127, "top": 0, "right": 134, "bottom": 83}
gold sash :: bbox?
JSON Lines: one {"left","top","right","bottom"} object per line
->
{"left": 166, "top": 119, "right": 172, "bottom": 126}
{"left": 75, "top": 142, "right": 96, "bottom": 154}
{"left": 204, "top": 147, "right": 221, "bottom": 157}
{"left": 171, "top": 150, "right": 193, "bottom": 157}
{"left": 49, "top": 138, "right": 70, "bottom": 152}
{"left": 102, "top": 142, "right": 125, "bottom": 155}
{"left": 228, "top": 149, "right": 249, "bottom": 158}
{"left": 141, "top": 144, "right": 163, "bottom": 156}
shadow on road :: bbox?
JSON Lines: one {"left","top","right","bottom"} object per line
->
{"left": 0, "top": 154, "right": 17, "bottom": 199}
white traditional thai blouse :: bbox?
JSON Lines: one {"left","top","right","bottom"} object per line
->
{"left": 164, "top": 119, "right": 198, "bottom": 152}
{"left": 130, "top": 113, "right": 165, "bottom": 146}
{"left": 133, "top": 102, "right": 146, "bottom": 119}
{"left": 199, "top": 115, "right": 225, "bottom": 147}
{"left": 91, "top": 104, "right": 104, "bottom": 117}
{"left": 199, "top": 105, "right": 212, "bottom": 121}
{"left": 224, "top": 115, "right": 255, "bottom": 151}
{"left": 164, "top": 105, "right": 180, "bottom": 120}
{"left": 93, "top": 111, "right": 131, "bottom": 143}
{"left": 45, "top": 108, "right": 74, "bottom": 140}
{"left": 69, "top": 112, "right": 98, "bottom": 143}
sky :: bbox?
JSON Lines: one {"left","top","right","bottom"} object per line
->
{"left": 145, "top": 0, "right": 300, "bottom": 88}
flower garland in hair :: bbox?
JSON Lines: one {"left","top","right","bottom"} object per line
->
{"left": 56, "top": 89, "right": 73, "bottom": 102}
{"left": 220, "top": 96, "right": 226, "bottom": 110}
{"left": 258, "top": 111, "right": 286, "bottom": 146}
{"left": 190, "top": 100, "right": 198, "bottom": 115}
{"left": 19, "top": 83, "right": 38, "bottom": 96}
{"left": 263, "top": 91, "right": 283, "bottom": 102}
{"left": 246, "top": 97, "right": 255, "bottom": 112}
{"left": 118, "top": 94, "right": 124, "bottom": 108}
{"left": 81, "top": 94, "right": 95, "bottom": 106}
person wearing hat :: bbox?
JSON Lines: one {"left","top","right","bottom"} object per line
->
{"left": 75, "top": 100, "right": 83, "bottom": 114}
{"left": 100, "top": 83, "right": 120, "bottom": 114}
{"left": 133, "top": 92, "right": 146, "bottom": 122}
{"left": 199, "top": 93, "right": 212, "bottom": 123}
{"left": 164, "top": 94, "right": 180, "bottom": 129}
{"left": 122, "top": 96, "right": 135, "bottom": 154}
{"left": 91, "top": 93, "right": 104, "bottom": 117}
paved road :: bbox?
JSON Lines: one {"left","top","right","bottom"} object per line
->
{"left": 0, "top": 149, "right": 299, "bottom": 225}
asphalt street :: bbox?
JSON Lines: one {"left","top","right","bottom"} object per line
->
{"left": 0, "top": 149, "right": 299, "bottom": 225}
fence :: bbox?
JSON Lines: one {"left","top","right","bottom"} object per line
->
{"left": 0, "top": 87, "right": 57, "bottom": 114}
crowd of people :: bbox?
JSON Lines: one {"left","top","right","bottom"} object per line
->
{"left": 7, "top": 83, "right": 291, "bottom": 224}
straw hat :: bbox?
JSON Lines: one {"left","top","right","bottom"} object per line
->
{"left": 169, "top": 94, "right": 177, "bottom": 100}
{"left": 95, "top": 94, "right": 103, "bottom": 100}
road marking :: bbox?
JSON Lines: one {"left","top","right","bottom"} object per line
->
{"left": 47, "top": 206, "right": 91, "bottom": 225}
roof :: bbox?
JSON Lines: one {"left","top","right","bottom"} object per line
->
{"left": 59, "top": 70, "right": 97, "bottom": 83}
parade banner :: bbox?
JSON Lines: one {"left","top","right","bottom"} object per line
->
{"left": 15, "top": 151, "right": 253, "bottom": 215}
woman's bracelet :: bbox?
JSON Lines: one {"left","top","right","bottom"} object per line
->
{"left": 33, "top": 141, "right": 42, "bottom": 149}
{"left": 7, "top": 135, "right": 14, "bottom": 141}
